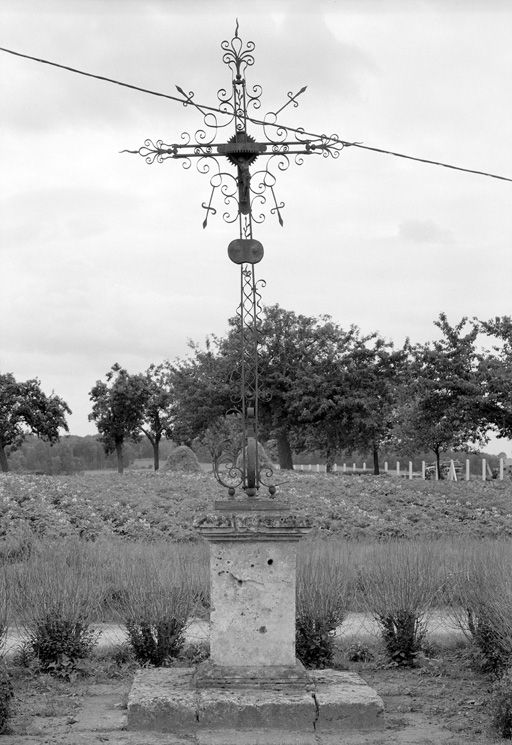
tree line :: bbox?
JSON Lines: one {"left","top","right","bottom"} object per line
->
{"left": 1, "top": 307, "right": 511, "bottom": 476}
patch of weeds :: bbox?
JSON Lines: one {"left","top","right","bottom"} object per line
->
{"left": 28, "top": 617, "right": 99, "bottom": 672}
{"left": 468, "top": 611, "right": 511, "bottom": 676}
{"left": 347, "top": 641, "right": 375, "bottom": 662}
{"left": 296, "top": 616, "right": 337, "bottom": 669}
{"left": 125, "top": 618, "right": 186, "bottom": 667}
{"left": 175, "top": 641, "right": 210, "bottom": 666}
{"left": 490, "top": 668, "right": 512, "bottom": 739}
{"left": 0, "top": 663, "right": 13, "bottom": 734}
{"left": 378, "top": 610, "right": 427, "bottom": 667}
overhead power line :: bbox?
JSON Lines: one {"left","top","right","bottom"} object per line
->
{"left": 1, "top": 44, "right": 512, "bottom": 185}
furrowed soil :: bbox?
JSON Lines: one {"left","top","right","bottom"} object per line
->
{"left": 0, "top": 648, "right": 500, "bottom": 744}
{"left": 1, "top": 470, "right": 512, "bottom": 542}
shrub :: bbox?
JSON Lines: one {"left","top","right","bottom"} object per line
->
{"left": 490, "top": 668, "right": 512, "bottom": 739}
{"left": 176, "top": 641, "right": 210, "bottom": 666}
{"left": 358, "top": 540, "right": 443, "bottom": 667}
{"left": 449, "top": 540, "right": 512, "bottom": 675}
{"left": 347, "top": 641, "right": 375, "bottom": 663}
{"left": 12, "top": 539, "right": 103, "bottom": 671}
{"left": 0, "top": 569, "right": 8, "bottom": 656}
{"left": 0, "top": 663, "right": 13, "bottom": 734}
{"left": 296, "top": 540, "right": 352, "bottom": 669}
{"left": 113, "top": 543, "right": 203, "bottom": 666}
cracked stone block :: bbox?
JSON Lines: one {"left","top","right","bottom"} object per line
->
{"left": 127, "top": 668, "right": 384, "bottom": 733}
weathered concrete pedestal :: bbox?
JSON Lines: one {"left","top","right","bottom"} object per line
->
{"left": 127, "top": 501, "right": 384, "bottom": 735}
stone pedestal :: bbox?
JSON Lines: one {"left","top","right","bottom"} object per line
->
{"left": 194, "top": 507, "right": 311, "bottom": 686}
{"left": 127, "top": 500, "right": 385, "bottom": 734}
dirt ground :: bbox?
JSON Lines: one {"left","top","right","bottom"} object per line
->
{"left": 0, "top": 648, "right": 501, "bottom": 745}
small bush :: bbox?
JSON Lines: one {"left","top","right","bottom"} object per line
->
{"left": 0, "top": 569, "right": 9, "bottom": 656}
{"left": 0, "top": 664, "right": 13, "bottom": 734}
{"left": 12, "top": 539, "right": 104, "bottom": 671}
{"left": 449, "top": 540, "right": 512, "bottom": 675}
{"left": 113, "top": 543, "right": 202, "bottom": 666}
{"left": 296, "top": 540, "right": 352, "bottom": 669}
{"left": 358, "top": 541, "right": 443, "bottom": 667}
{"left": 176, "top": 641, "right": 210, "bottom": 666}
{"left": 28, "top": 618, "right": 98, "bottom": 671}
{"left": 347, "top": 641, "right": 375, "bottom": 663}
{"left": 490, "top": 668, "right": 512, "bottom": 739}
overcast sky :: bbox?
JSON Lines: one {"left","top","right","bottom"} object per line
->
{"left": 1, "top": 0, "right": 511, "bottom": 454}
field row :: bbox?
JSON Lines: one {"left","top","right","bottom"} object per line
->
{"left": 1, "top": 471, "right": 511, "bottom": 545}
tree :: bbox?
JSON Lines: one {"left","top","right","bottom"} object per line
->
{"left": 139, "top": 363, "right": 174, "bottom": 471}
{"left": 88, "top": 364, "right": 149, "bottom": 474}
{"left": 169, "top": 337, "right": 233, "bottom": 448}
{"left": 476, "top": 316, "right": 512, "bottom": 439}
{"left": 170, "top": 306, "right": 362, "bottom": 470}
{"left": 392, "top": 314, "right": 489, "bottom": 477}
{"left": 257, "top": 306, "right": 357, "bottom": 469}
{"left": 333, "top": 339, "right": 406, "bottom": 475}
{"left": 0, "top": 373, "right": 71, "bottom": 472}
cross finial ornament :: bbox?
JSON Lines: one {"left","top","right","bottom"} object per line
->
{"left": 125, "top": 25, "right": 345, "bottom": 499}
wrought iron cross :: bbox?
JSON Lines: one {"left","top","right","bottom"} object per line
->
{"left": 125, "top": 23, "right": 345, "bottom": 499}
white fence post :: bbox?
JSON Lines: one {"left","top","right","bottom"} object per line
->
{"left": 500, "top": 458, "right": 504, "bottom": 481}
{"left": 343, "top": 463, "right": 346, "bottom": 473}
{"left": 363, "top": 462, "right": 367, "bottom": 472}
{"left": 352, "top": 463, "right": 356, "bottom": 473}
{"left": 482, "top": 458, "right": 486, "bottom": 481}
{"left": 334, "top": 463, "right": 338, "bottom": 472}
{"left": 384, "top": 462, "right": 388, "bottom": 472}
{"left": 396, "top": 461, "right": 400, "bottom": 476}
{"left": 409, "top": 461, "right": 413, "bottom": 479}
{"left": 316, "top": 464, "right": 320, "bottom": 472}
{"left": 465, "top": 459, "right": 470, "bottom": 481}
{"left": 421, "top": 461, "right": 426, "bottom": 479}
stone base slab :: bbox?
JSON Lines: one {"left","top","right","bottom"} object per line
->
{"left": 127, "top": 668, "right": 384, "bottom": 733}
{"left": 193, "top": 660, "right": 312, "bottom": 689}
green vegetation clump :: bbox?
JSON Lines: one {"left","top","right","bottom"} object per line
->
{"left": 12, "top": 540, "right": 103, "bottom": 671}
{"left": 490, "top": 668, "right": 512, "bottom": 739}
{"left": 296, "top": 541, "right": 352, "bottom": 668}
{"left": 0, "top": 664, "right": 13, "bottom": 734}
{"left": 111, "top": 543, "right": 204, "bottom": 666}
{"left": 450, "top": 540, "right": 512, "bottom": 675}
{"left": 358, "top": 541, "right": 442, "bottom": 666}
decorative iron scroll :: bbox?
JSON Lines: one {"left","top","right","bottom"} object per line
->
{"left": 125, "top": 24, "right": 343, "bottom": 498}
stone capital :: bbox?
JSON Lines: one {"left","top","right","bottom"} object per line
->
{"left": 194, "top": 512, "right": 312, "bottom": 542}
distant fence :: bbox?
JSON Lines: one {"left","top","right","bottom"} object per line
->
{"left": 274, "top": 458, "right": 512, "bottom": 481}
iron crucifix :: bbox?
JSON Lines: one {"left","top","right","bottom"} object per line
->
{"left": 124, "top": 24, "right": 345, "bottom": 498}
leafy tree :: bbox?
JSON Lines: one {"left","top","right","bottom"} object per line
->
{"left": 0, "top": 373, "right": 71, "bottom": 473}
{"left": 170, "top": 307, "right": 362, "bottom": 470}
{"left": 257, "top": 307, "right": 357, "bottom": 469}
{"left": 334, "top": 340, "right": 406, "bottom": 474}
{"left": 392, "top": 314, "right": 489, "bottom": 477}
{"left": 475, "top": 316, "right": 512, "bottom": 439}
{"left": 139, "top": 363, "right": 175, "bottom": 471}
{"left": 88, "top": 364, "right": 149, "bottom": 474}
{"left": 169, "top": 337, "right": 238, "bottom": 449}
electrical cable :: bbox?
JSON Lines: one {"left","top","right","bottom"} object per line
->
{"left": 1, "top": 44, "right": 512, "bottom": 184}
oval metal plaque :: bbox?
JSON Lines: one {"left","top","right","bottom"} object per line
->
{"left": 228, "top": 239, "right": 264, "bottom": 265}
